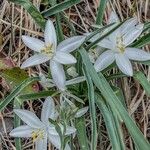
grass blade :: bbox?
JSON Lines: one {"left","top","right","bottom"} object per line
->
{"left": 0, "top": 77, "right": 40, "bottom": 112}
{"left": 13, "top": 97, "right": 22, "bottom": 150}
{"left": 79, "top": 48, "right": 150, "bottom": 150}
{"left": 84, "top": 68, "right": 97, "bottom": 150}
{"left": 96, "top": 0, "right": 108, "bottom": 25}
{"left": 18, "top": 90, "right": 58, "bottom": 103}
{"left": 131, "top": 33, "right": 150, "bottom": 48}
{"left": 8, "top": 0, "right": 46, "bottom": 29}
{"left": 133, "top": 71, "right": 150, "bottom": 96}
{"left": 42, "top": 0, "right": 81, "bottom": 17}
{"left": 96, "top": 93, "right": 125, "bottom": 150}
{"left": 75, "top": 117, "right": 90, "bottom": 150}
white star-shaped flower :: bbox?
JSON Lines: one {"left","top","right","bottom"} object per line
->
{"left": 21, "top": 20, "right": 85, "bottom": 90}
{"left": 10, "top": 97, "right": 76, "bottom": 150}
{"left": 92, "top": 12, "right": 150, "bottom": 76}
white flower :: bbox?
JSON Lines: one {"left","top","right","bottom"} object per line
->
{"left": 10, "top": 97, "right": 76, "bottom": 150}
{"left": 93, "top": 13, "right": 150, "bottom": 76}
{"left": 21, "top": 20, "right": 85, "bottom": 90}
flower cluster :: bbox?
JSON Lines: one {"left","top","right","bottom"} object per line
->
{"left": 10, "top": 12, "right": 150, "bottom": 150}
{"left": 10, "top": 97, "right": 88, "bottom": 150}
{"left": 92, "top": 12, "right": 150, "bottom": 76}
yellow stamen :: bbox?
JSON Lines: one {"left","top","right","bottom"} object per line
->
{"left": 31, "top": 129, "right": 45, "bottom": 142}
{"left": 116, "top": 36, "right": 125, "bottom": 53}
{"left": 41, "top": 44, "right": 54, "bottom": 58}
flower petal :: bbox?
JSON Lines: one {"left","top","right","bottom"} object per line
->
{"left": 44, "top": 20, "right": 57, "bottom": 50}
{"left": 115, "top": 53, "right": 133, "bottom": 76}
{"left": 94, "top": 50, "right": 115, "bottom": 72}
{"left": 108, "top": 11, "right": 119, "bottom": 24}
{"left": 48, "top": 133, "right": 71, "bottom": 150}
{"left": 75, "top": 107, "right": 89, "bottom": 118}
{"left": 121, "top": 17, "right": 138, "bottom": 35}
{"left": 57, "top": 36, "right": 86, "bottom": 53}
{"left": 21, "top": 54, "right": 50, "bottom": 68}
{"left": 50, "top": 60, "right": 66, "bottom": 91}
{"left": 9, "top": 125, "right": 32, "bottom": 137}
{"left": 54, "top": 51, "right": 77, "bottom": 64}
{"left": 35, "top": 133, "right": 47, "bottom": 150}
{"left": 123, "top": 24, "right": 144, "bottom": 46}
{"left": 48, "top": 134, "right": 61, "bottom": 149}
{"left": 22, "top": 36, "right": 45, "bottom": 52}
{"left": 14, "top": 109, "right": 44, "bottom": 128}
{"left": 125, "top": 48, "right": 150, "bottom": 61}
{"left": 41, "top": 97, "right": 55, "bottom": 123}
{"left": 97, "top": 38, "right": 114, "bottom": 49}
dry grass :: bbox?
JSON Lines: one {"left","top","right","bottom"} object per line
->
{"left": 0, "top": 0, "right": 150, "bottom": 149}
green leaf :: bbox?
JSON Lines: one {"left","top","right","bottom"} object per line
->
{"left": 13, "top": 97, "right": 22, "bottom": 150}
{"left": 56, "top": 14, "right": 64, "bottom": 42}
{"left": 0, "top": 77, "right": 40, "bottom": 112}
{"left": 96, "top": 0, "right": 108, "bottom": 25}
{"left": 42, "top": 0, "right": 81, "bottom": 17}
{"left": 143, "top": 22, "right": 150, "bottom": 33}
{"left": 131, "top": 33, "right": 150, "bottom": 48}
{"left": 79, "top": 48, "right": 150, "bottom": 150}
{"left": 18, "top": 90, "right": 58, "bottom": 103}
{"left": 0, "top": 67, "right": 39, "bottom": 94}
{"left": 8, "top": 0, "right": 46, "bottom": 29}
{"left": 96, "top": 93, "right": 125, "bottom": 150}
{"left": 84, "top": 68, "right": 97, "bottom": 150}
{"left": 75, "top": 117, "right": 90, "bottom": 150}
{"left": 133, "top": 71, "right": 150, "bottom": 96}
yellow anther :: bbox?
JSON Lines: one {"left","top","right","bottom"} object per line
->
{"left": 116, "top": 36, "right": 125, "bottom": 53}
{"left": 31, "top": 129, "right": 45, "bottom": 142}
{"left": 41, "top": 44, "right": 54, "bottom": 57}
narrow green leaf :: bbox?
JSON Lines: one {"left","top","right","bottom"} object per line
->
{"left": 56, "top": 14, "right": 64, "bottom": 42}
{"left": 18, "top": 90, "right": 58, "bottom": 103}
{"left": 143, "top": 22, "right": 150, "bottom": 33}
{"left": 14, "top": 97, "right": 22, "bottom": 150}
{"left": 133, "top": 71, "right": 150, "bottom": 96}
{"left": 131, "top": 33, "right": 150, "bottom": 48}
{"left": 0, "top": 77, "right": 40, "bottom": 112}
{"left": 84, "top": 68, "right": 97, "bottom": 150}
{"left": 49, "top": 0, "right": 64, "bottom": 42}
{"left": 8, "top": 0, "right": 46, "bottom": 29}
{"left": 42, "top": 0, "right": 81, "bottom": 17}
{"left": 96, "top": 93, "right": 125, "bottom": 150}
{"left": 96, "top": 0, "right": 108, "bottom": 25}
{"left": 75, "top": 118, "right": 90, "bottom": 150}
{"left": 112, "top": 86, "right": 126, "bottom": 108}
{"left": 79, "top": 48, "right": 150, "bottom": 150}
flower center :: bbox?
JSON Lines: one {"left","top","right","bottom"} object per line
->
{"left": 31, "top": 129, "right": 45, "bottom": 142}
{"left": 41, "top": 44, "right": 54, "bottom": 58}
{"left": 116, "top": 36, "right": 125, "bottom": 53}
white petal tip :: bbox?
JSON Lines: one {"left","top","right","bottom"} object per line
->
{"left": 22, "top": 35, "right": 29, "bottom": 41}
{"left": 137, "top": 24, "right": 144, "bottom": 30}
{"left": 20, "top": 63, "right": 27, "bottom": 69}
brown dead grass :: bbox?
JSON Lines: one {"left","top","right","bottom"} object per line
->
{"left": 0, "top": 0, "right": 150, "bottom": 149}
